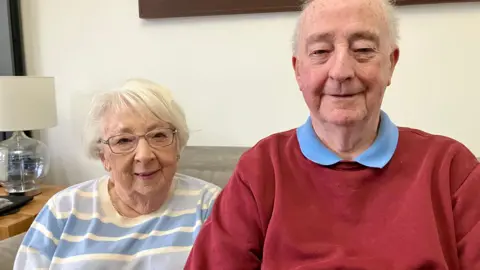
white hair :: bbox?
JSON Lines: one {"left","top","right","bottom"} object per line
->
{"left": 292, "top": 0, "right": 399, "bottom": 55}
{"left": 83, "top": 78, "right": 190, "bottom": 159}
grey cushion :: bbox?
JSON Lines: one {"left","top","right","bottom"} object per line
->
{"left": 0, "top": 232, "right": 24, "bottom": 269}
{"left": 0, "top": 146, "right": 248, "bottom": 268}
{"left": 178, "top": 146, "right": 248, "bottom": 188}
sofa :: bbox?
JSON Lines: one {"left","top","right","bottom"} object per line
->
{"left": 0, "top": 146, "right": 248, "bottom": 270}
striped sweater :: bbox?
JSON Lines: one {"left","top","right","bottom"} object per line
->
{"left": 14, "top": 173, "right": 221, "bottom": 270}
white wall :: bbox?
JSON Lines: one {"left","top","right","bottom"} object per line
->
{"left": 20, "top": 0, "right": 480, "bottom": 185}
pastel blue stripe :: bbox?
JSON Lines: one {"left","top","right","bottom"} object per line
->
{"left": 296, "top": 110, "right": 398, "bottom": 168}
{"left": 35, "top": 207, "right": 66, "bottom": 240}
{"left": 22, "top": 228, "right": 57, "bottom": 259}
{"left": 56, "top": 195, "right": 96, "bottom": 213}
{"left": 201, "top": 199, "right": 215, "bottom": 221}
{"left": 63, "top": 213, "right": 199, "bottom": 237}
{"left": 15, "top": 174, "right": 222, "bottom": 269}
{"left": 54, "top": 231, "right": 194, "bottom": 258}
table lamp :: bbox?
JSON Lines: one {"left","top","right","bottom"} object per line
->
{"left": 0, "top": 76, "right": 57, "bottom": 196}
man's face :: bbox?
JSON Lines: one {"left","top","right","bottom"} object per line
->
{"left": 293, "top": 0, "right": 399, "bottom": 126}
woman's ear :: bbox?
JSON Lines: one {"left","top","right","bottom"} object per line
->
{"left": 99, "top": 152, "right": 111, "bottom": 172}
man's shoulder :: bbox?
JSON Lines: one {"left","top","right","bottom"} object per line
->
{"left": 399, "top": 126, "right": 457, "bottom": 142}
{"left": 398, "top": 126, "right": 476, "bottom": 158}
{"left": 235, "top": 128, "right": 299, "bottom": 174}
{"left": 243, "top": 128, "right": 297, "bottom": 156}
{"left": 397, "top": 127, "right": 478, "bottom": 186}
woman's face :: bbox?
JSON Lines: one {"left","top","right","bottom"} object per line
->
{"left": 99, "top": 107, "right": 178, "bottom": 201}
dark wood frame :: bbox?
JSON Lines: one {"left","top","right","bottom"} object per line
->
{"left": 139, "top": 0, "right": 480, "bottom": 19}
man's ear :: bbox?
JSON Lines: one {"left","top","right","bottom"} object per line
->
{"left": 292, "top": 56, "right": 302, "bottom": 91}
{"left": 387, "top": 47, "right": 400, "bottom": 86}
{"left": 292, "top": 56, "right": 298, "bottom": 76}
{"left": 390, "top": 47, "right": 400, "bottom": 71}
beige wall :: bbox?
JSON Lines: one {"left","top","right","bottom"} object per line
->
{"left": 20, "top": 0, "right": 480, "bottom": 185}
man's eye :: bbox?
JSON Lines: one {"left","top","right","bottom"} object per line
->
{"left": 311, "top": 50, "right": 329, "bottom": 55}
{"left": 354, "top": 48, "right": 375, "bottom": 53}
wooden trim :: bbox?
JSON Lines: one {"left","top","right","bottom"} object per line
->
{"left": 0, "top": 185, "right": 66, "bottom": 240}
{"left": 138, "top": 0, "right": 299, "bottom": 19}
{"left": 396, "top": 0, "right": 479, "bottom": 5}
{"left": 138, "top": 0, "right": 480, "bottom": 19}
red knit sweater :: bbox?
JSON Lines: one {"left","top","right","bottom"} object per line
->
{"left": 185, "top": 127, "right": 480, "bottom": 269}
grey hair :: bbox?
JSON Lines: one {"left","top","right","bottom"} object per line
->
{"left": 292, "top": 0, "right": 399, "bottom": 55}
{"left": 83, "top": 78, "right": 190, "bottom": 159}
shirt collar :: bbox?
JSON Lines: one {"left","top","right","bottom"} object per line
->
{"left": 296, "top": 110, "right": 399, "bottom": 168}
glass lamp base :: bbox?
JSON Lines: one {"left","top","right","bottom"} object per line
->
{"left": 5, "top": 182, "right": 42, "bottom": 196}
{"left": 0, "top": 131, "right": 50, "bottom": 196}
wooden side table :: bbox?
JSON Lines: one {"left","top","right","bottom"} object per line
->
{"left": 0, "top": 185, "right": 65, "bottom": 240}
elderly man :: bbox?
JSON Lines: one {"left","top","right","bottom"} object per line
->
{"left": 185, "top": 0, "right": 480, "bottom": 269}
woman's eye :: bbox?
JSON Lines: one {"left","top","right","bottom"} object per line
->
{"left": 117, "top": 138, "right": 133, "bottom": 144}
{"left": 153, "top": 132, "right": 167, "bottom": 138}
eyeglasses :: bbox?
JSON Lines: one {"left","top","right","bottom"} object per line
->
{"left": 99, "top": 128, "right": 177, "bottom": 154}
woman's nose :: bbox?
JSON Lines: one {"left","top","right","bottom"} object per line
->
{"left": 134, "top": 138, "right": 155, "bottom": 162}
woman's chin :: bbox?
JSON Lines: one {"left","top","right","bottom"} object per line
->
{"left": 133, "top": 179, "right": 168, "bottom": 196}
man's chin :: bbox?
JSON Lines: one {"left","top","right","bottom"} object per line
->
{"left": 318, "top": 110, "right": 367, "bottom": 125}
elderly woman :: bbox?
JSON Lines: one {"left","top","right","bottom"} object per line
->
{"left": 13, "top": 79, "right": 221, "bottom": 269}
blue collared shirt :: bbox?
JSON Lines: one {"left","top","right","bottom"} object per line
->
{"left": 296, "top": 111, "right": 399, "bottom": 168}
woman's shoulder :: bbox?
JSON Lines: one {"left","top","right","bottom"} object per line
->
{"left": 170, "top": 174, "right": 221, "bottom": 222}
{"left": 172, "top": 173, "right": 221, "bottom": 207}
{"left": 174, "top": 173, "right": 221, "bottom": 194}
{"left": 47, "top": 175, "right": 107, "bottom": 209}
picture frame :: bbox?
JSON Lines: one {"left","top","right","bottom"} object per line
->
{"left": 138, "top": 0, "right": 480, "bottom": 19}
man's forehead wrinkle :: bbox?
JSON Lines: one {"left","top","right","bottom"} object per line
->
{"left": 301, "top": 0, "right": 389, "bottom": 42}
{"left": 304, "top": 0, "right": 387, "bottom": 21}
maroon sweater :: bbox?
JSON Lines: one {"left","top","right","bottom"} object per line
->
{"left": 185, "top": 127, "right": 480, "bottom": 269}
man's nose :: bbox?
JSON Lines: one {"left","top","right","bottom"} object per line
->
{"left": 134, "top": 138, "right": 155, "bottom": 162}
{"left": 328, "top": 49, "right": 355, "bottom": 83}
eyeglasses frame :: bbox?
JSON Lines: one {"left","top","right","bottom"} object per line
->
{"left": 99, "top": 127, "right": 178, "bottom": 154}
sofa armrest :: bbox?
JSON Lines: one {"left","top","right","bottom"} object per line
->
{"left": 0, "top": 232, "right": 24, "bottom": 270}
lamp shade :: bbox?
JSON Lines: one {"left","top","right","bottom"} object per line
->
{"left": 0, "top": 76, "right": 57, "bottom": 131}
